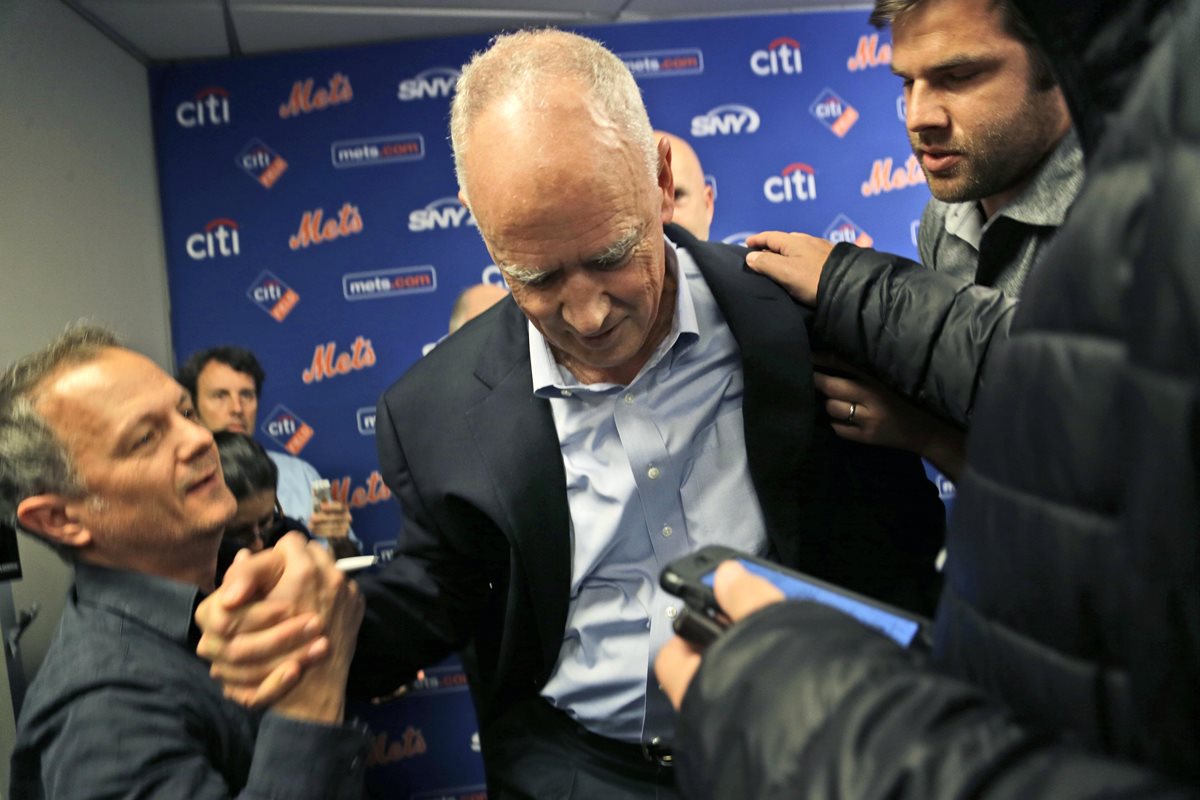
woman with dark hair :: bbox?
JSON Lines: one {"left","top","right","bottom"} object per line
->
{"left": 213, "top": 431, "right": 310, "bottom": 583}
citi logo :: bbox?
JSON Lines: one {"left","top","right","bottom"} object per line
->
{"left": 809, "top": 89, "right": 859, "bottom": 138}
{"left": 408, "top": 197, "right": 476, "bottom": 232}
{"left": 176, "top": 86, "right": 230, "bottom": 127}
{"left": 236, "top": 139, "right": 288, "bottom": 189}
{"left": 847, "top": 34, "right": 892, "bottom": 72}
{"left": 763, "top": 163, "right": 817, "bottom": 203}
{"left": 186, "top": 218, "right": 240, "bottom": 260}
{"left": 246, "top": 270, "right": 300, "bottom": 322}
{"left": 691, "top": 104, "right": 760, "bottom": 137}
{"left": 721, "top": 231, "right": 757, "bottom": 246}
{"left": 279, "top": 72, "right": 353, "bottom": 119}
{"left": 356, "top": 407, "right": 376, "bottom": 436}
{"left": 262, "top": 405, "right": 314, "bottom": 455}
{"left": 750, "top": 37, "right": 803, "bottom": 77}
{"left": 824, "top": 215, "right": 874, "bottom": 248}
{"left": 397, "top": 67, "right": 460, "bottom": 101}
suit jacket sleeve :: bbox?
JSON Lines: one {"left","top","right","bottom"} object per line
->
{"left": 674, "top": 602, "right": 1195, "bottom": 800}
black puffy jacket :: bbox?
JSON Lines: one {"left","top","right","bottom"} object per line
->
{"left": 673, "top": 0, "right": 1200, "bottom": 795}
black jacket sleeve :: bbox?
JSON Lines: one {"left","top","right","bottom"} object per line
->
{"left": 813, "top": 243, "right": 1016, "bottom": 427}
{"left": 674, "top": 603, "right": 1196, "bottom": 800}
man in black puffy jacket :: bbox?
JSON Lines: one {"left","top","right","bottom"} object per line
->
{"left": 655, "top": 0, "right": 1200, "bottom": 795}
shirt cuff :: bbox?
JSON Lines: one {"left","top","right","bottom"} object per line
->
{"left": 245, "top": 712, "right": 371, "bottom": 800}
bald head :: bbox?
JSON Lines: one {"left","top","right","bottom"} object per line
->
{"left": 655, "top": 131, "right": 714, "bottom": 240}
{"left": 449, "top": 283, "right": 508, "bottom": 333}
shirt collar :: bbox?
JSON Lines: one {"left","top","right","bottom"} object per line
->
{"left": 529, "top": 234, "right": 700, "bottom": 395}
{"left": 72, "top": 561, "right": 203, "bottom": 648}
{"left": 943, "top": 128, "right": 1083, "bottom": 249}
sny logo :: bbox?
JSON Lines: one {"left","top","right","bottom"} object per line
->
{"left": 750, "top": 37, "right": 803, "bottom": 77}
{"left": 279, "top": 72, "right": 352, "bottom": 119}
{"left": 408, "top": 196, "right": 476, "bottom": 232}
{"left": 397, "top": 67, "right": 460, "bottom": 101}
{"left": 261, "top": 405, "right": 314, "bottom": 455}
{"left": 246, "top": 270, "right": 299, "bottom": 322}
{"left": 176, "top": 86, "right": 230, "bottom": 128}
{"left": 861, "top": 154, "right": 926, "bottom": 197}
{"left": 289, "top": 203, "right": 363, "bottom": 250}
{"left": 236, "top": 139, "right": 288, "bottom": 189}
{"left": 763, "top": 163, "right": 817, "bottom": 203}
{"left": 619, "top": 48, "right": 704, "bottom": 79}
{"left": 824, "top": 215, "right": 874, "bottom": 248}
{"left": 186, "top": 218, "right": 240, "bottom": 261}
{"left": 809, "top": 89, "right": 859, "bottom": 138}
{"left": 343, "top": 266, "right": 437, "bottom": 302}
{"left": 303, "top": 336, "right": 376, "bottom": 384}
{"left": 691, "top": 104, "right": 760, "bottom": 137}
{"left": 847, "top": 33, "right": 892, "bottom": 72}
{"left": 331, "top": 133, "right": 424, "bottom": 168}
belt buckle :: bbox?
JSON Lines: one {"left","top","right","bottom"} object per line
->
{"left": 641, "top": 736, "right": 674, "bottom": 768}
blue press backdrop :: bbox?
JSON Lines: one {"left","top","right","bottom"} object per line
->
{"left": 151, "top": 10, "right": 952, "bottom": 797}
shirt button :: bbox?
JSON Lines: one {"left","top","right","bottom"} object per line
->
{"left": 560, "top": 389, "right": 572, "bottom": 397}
{"left": 624, "top": 393, "right": 635, "bottom": 404}
{"left": 647, "top": 466, "right": 661, "bottom": 480}
{"left": 662, "top": 526, "right": 673, "bottom": 537}
{"left": 666, "top": 606, "right": 678, "bottom": 619}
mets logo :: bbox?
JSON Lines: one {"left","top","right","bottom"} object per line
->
{"left": 847, "top": 34, "right": 892, "bottom": 72}
{"left": 750, "top": 37, "right": 803, "bottom": 76}
{"left": 691, "top": 104, "right": 760, "bottom": 137}
{"left": 246, "top": 270, "right": 299, "bottom": 322}
{"left": 398, "top": 67, "right": 460, "bottom": 101}
{"left": 809, "top": 89, "right": 859, "bottom": 138}
{"left": 261, "top": 405, "right": 314, "bottom": 455}
{"left": 331, "top": 133, "right": 424, "bottom": 168}
{"left": 618, "top": 48, "right": 704, "bottom": 79}
{"left": 763, "top": 163, "right": 817, "bottom": 203}
{"left": 824, "top": 215, "right": 874, "bottom": 248}
{"left": 289, "top": 203, "right": 363, "bottom": 250}
{"left": 236, "top": 139, "right": 288, "bottom": 189}
{"left": 861, "top": 154, "right": 926, "bottom": 197}
{"left": 175, "top": 86, "right": 230, "bottom": 127}
{"left": 279, "top": 72, "right": 352, "bottom": 119}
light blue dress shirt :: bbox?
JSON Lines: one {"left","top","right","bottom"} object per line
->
{"left": 536, "top": 237, "right": 768, "bottom": 744}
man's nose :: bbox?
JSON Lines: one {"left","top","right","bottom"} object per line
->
{"left": 906, "top": 83, "right": 949, "bottom": 133}
{"left": 560, "top": 273, "right": 611, "bottom": 335}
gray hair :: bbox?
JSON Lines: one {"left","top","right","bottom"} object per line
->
{"left": 449, "top": 28, "right": 658, "bottom": 201}
{"left": 0, "top": 325, "right": 122, "bottom": 552}
{"left": 871, "top": 0, "right": 1056, "bottom": 90}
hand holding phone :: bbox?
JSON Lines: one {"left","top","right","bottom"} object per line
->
{"left": 310, "top": 478, "right": 332, "bottom": 512}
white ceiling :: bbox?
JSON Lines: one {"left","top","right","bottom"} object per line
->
{"left": 64, "top": 0, "right": 869, "bottom": 62}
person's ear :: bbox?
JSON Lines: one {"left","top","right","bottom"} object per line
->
{"left": 16, "top": 495, "right": 92, "bottom": 550}
{"left": 657, "top": 136, "right": 675, "bottom": 223}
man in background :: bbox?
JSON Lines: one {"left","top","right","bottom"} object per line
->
{"left": 448, "top": 282, "right": 508, "bottom": 334}
{"left": 178, "top": 345, "right": 359, "bottom": 557}
{"left": 748, "top": 0, "right": 1080, "bottom": 480}
{"left": 653, "top": 130, "right": 714, "bottom": 241}
{"left": 1, "top": 325, "right": 366, "bottom": 798}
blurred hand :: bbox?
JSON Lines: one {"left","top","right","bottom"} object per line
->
{"left": 813, "top": 353, "right": 965, "bottom": 479}
{"left": 309, "top": 500, "right": 352, "bottom": 539}
{"left": 744, "top": 231, "right": 836, "bottom": 305}
{"left": 655, "top": 561, "right": 785, "bottom": 710}
{"left": 196, "top": 533, "right": 351, "bottom": 708}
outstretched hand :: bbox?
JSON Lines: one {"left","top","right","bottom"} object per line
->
{"left": 654, "top": 561, "right": 785, "bottom": 710}
{"left": 744, "top": 231, "right": 835, "bottom": 305}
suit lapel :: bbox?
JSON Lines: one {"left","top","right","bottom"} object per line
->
{"left": 673, "top": 225, "right": 817, "bottom": 548}
{"left": 465, "top": 301, "right": 571, "bottom": 678}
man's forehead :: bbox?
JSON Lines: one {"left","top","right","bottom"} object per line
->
{"left": 37, "top": 350, "right": 172, "bottom": 431}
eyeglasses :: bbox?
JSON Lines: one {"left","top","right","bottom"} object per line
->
{"left": 223, "top": 500, "right": 286, "bottom": 548}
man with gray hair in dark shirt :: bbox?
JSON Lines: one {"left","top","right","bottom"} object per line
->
{"left": 1, "top": 325, "right": 367, "bottom": 799}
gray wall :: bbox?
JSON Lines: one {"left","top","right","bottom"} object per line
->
{"left": 0, "top": 0, "right": 170, "bottom": 788}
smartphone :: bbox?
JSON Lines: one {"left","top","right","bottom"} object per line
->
{"left": 661, "top": 545, "right": 931, "bottom": 649}
{"left": 311, "top": 478, "right": 332, "bottom": 511}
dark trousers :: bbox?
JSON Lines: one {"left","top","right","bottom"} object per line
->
{"left": 482, "top": 697, "right": 679, "bottom": 800}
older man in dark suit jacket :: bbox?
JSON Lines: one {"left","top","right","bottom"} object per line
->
{"left": 199, "top": 28, "right": 943, "bottom": 800}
